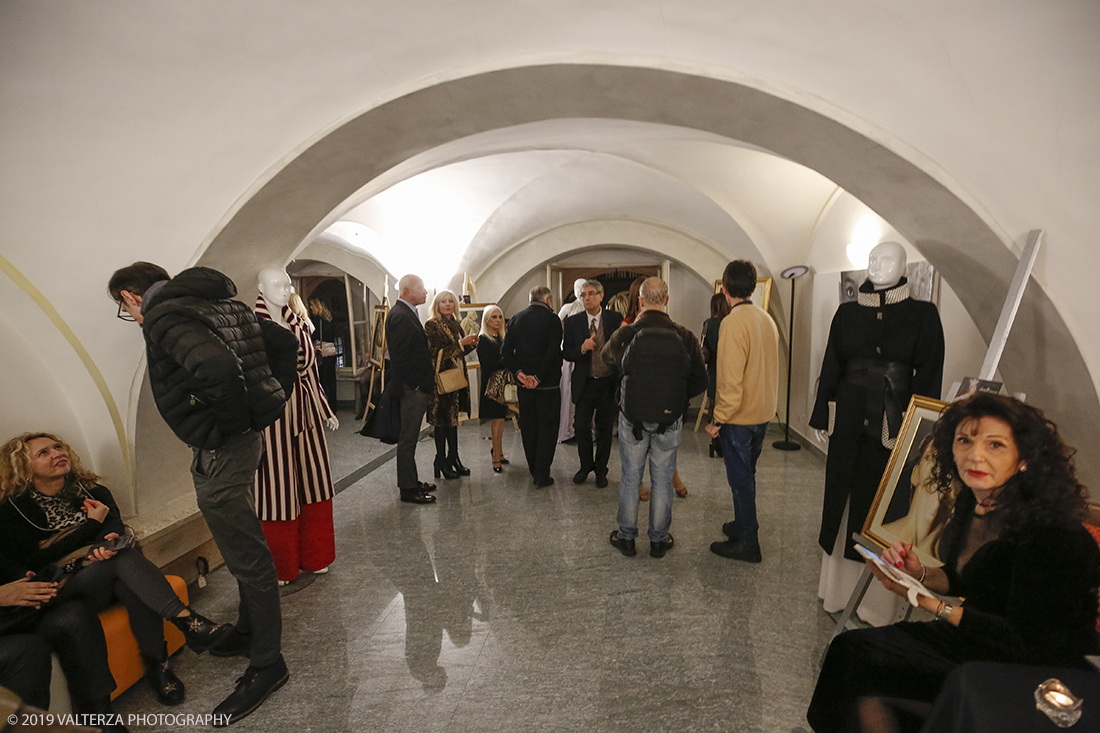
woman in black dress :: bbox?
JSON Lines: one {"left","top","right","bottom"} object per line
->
{"left": 808, "top": 394, "right": 1100, "bottom": 733}
{"left": 477, "top": 305, "right": 511, "bottom": 472}
{"left": 701, "top": 292, "right": 731, "bottom": 458}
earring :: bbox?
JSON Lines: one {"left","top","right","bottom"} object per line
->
{"left": 1020, "top": 464, "right": 1027, "bottom": 472}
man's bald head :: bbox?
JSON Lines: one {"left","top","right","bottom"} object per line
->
{"left": 639, "top": 277, "right": 669, "bottom": 312}
{"left": 398, "top": 274, "right": 428, "bottom": 306}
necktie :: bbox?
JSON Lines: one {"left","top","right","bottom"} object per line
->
{"left": 590, "top": 319, "right": 597, "bottom": 338}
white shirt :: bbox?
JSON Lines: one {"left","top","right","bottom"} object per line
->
{"left": 586, "top": 309, "right": 602, "bottom": 333}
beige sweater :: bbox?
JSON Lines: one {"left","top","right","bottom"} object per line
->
{"left": 712, "top": 303, "right": 779, "bottom": 425}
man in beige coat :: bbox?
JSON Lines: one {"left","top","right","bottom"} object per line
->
{"left": 706, "top": 260, "right": 779, "bottom": 563}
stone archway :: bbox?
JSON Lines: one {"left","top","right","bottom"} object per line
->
{"left": 184, "top": 62, "right": 1097, "bottom": 481}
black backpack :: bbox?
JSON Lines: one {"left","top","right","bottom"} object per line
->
{"left": 619, "top": 325, "right": 690, "bottom": 433}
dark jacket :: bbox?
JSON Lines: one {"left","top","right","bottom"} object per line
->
{"left": 0, "top": 483, "right": 125, "bottom": 573}
{"left": 386, "top": 300, "right": 434, "bottom": 393}
{"left": 141, "top": 267, "right": 298, "bottom": 450}
{"left": 563, "top": 307, "right": 623, "bottom": 399}
{"left": 601, "top": 309, "right": 707, "bottom": 413}
{"left": 501, "top": 301, "right": 563, "bottom": 388}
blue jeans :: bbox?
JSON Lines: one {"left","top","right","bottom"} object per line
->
{"left": 718, "top": 422, "right": 768, "bottom": 548}
{"left": 616, "top": 414, "right": 681, "bottom": 543}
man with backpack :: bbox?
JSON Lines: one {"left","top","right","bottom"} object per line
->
{"left": 602, "top": 277, "right": 707, "bottom": 558}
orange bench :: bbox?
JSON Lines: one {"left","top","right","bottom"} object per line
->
{"left": 101, "top": 574, "right": 189, "bottom": 700}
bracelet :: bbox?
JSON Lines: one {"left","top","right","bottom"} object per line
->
{"left": 917, "top": 563, "right": 927, "bottom": 583}
{"left": 936, "top": 601, "right": 954, "bottom": 621}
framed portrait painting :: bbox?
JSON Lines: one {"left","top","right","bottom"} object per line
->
{"left": 862, "top": 395, "right": 952, "bottom": 567}
{"left": 369, "top": 305, "right": 388, "bottom": 368}
{"left": 713, "top": 277, "right": 772, "bottom": 312}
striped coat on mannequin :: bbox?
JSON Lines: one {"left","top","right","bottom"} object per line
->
{"left": 254, "top": 294, "right": 337, "bottom": 581}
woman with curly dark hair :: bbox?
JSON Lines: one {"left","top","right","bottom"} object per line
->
{"left": 808, "top": 394, "right": 1100, "bottom": 733}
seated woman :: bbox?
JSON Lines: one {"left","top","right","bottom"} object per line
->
{"left": 1, "top": 556, "right": 128, "bottom": 730}
{"left": 808, "top": 394, "right": 1100, "bottom": 733}
{"left": 0, "top": 433, "right": 233, "bottom": 707}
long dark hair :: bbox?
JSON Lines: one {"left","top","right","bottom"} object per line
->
{"left": 624, "top": 276, "right": 646, "bottom": 322}
{"left": 710, "top": 293, "right": 731, "bottom": 320}
{"left": 930, "top": 394, "right": 1088, "bottom": 537}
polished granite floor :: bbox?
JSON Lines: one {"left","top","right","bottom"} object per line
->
{"left": 114, "top": 413, "right": 834, "bottom": 732}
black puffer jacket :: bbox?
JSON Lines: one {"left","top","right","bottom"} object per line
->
{"left": 141, "top": 267, "right": 298, "bottom": 450}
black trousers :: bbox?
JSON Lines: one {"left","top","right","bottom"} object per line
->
{"left": 0, "top": 600, "right": 116, "bottom": 710}
{"left": 807, "top": 621, "right": 1013, "bottom": 733}
{"left": 58, "top": 547, "right": 187, "bottom": 659}
{"left": 573, "top": 375, "right": 616, "bottom": 476}
{"left": 517, "top": 387, "right": 560, "bottom": 482}
{"left": 398, "top": 385, "right": 430, "bottom": 491}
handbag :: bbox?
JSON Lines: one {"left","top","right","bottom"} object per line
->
{"left": 360, "top": 378, "right": 401, "bottom": 444}
{"left": 435, "top": 350, "right": 468, "bottom": 394}
{"left": 485, "top": 368, "right": 519, "bottom": 405}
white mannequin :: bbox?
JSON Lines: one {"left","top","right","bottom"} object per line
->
{"left": 815, "top": 241, "right": 907, "bottom": 443}
{"left": 257, "top": 267, "right": 338, "bottom": 431}
{"left": 558, "top": 278, "right": 587, "bottom": 320}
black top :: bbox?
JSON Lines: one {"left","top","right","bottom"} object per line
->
{"left": 141, "top": 267, "right": 298, "bottom": 450}
{"left": 562, "top": 307, "right": 624, "bottom": 398}
{"left": 0, "top": 483, "right": 125, "bottom": 574}
{"left": 938, "top": 490, "right": 1100, "bottom": 665}
{"left": 701, "top": 316, "right": 723, "bottom": 401}
{"left": 386, "top": 300, "right": 434, "bottom": 393}
{"left": 501, "top": 302, "right": 563, "bottom": 388}
{"left": 476, "top": 334, "right": 510, "bottom": 420}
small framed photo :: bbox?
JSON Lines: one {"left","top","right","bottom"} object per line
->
{"left": 713, "top": 277, "right": 772, "bottom": 312}
{"left": 369, "top": 305, "right": 389, "bottom": 368}
{"left": 862, "top": 395, "right": 953, "bottom": 568}
{"left": 948, "top": 377, "right": 1003, "bottom": 402}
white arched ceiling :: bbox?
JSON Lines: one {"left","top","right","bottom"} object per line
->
{"left": 190, "top": 63, "right": 1099, "bottom": 482}
{"left": 4, "top": 2, "right": 1098, "bottom": 505}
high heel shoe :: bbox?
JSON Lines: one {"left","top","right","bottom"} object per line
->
{"left": 639, "top": 484, "right": 649, "bottom": 502}
{"left": 434, "top": 456, "right": 459, "bottom": 479}
{"left": 169, "top": 608, "right": 234, "bottom": 654}
{"left": 492, "top": 463, "right": 503, "bottom": 473}
{"left": 490, "top": 448, "right": 509, "bottom": 465}
{"left": 450, "top": 456, "right": 471, "bottom": 476}
{"left": 709, "top": 438, "right": 723, "bottom": 459}
{"left": 674, "top": 472, "right": 688, "bottom": 497}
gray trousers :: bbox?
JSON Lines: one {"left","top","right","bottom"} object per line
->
{"left": 190, "top": 430, "right": 282, "bottom": 667}
{"left": 397, "top": 384, "right": 430, "bottom": 490}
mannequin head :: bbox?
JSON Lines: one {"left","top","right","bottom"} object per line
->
{"left": 257, "top": 267, "right": 293, "bottom": 308}
{"left": 867, "top": 242, "right": 907, "bottom": 290}
{"left": 573, "top": 278, "right": 586, "bottom": 300}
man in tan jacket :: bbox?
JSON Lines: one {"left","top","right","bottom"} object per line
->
{"left": 706, "top": 260, "right": 779, "bottom": 563}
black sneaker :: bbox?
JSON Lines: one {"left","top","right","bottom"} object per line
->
{"left": 650, "top": 535, "right": 675, "bottom": 558}
{"left": 212, "top": 656, "right": 289, "bottom": 727}
{"left": 721, "top": 521, "right": 738, "bottom": 541}
{"left": 709, "top": 540, "right": 762, "bottom": 563}
{"left": 608, "top": 530, "right": 637, "bottom": 557}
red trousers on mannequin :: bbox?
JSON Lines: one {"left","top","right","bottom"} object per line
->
{"left": 260, "top": 499, "right": 336, "bottom": 582}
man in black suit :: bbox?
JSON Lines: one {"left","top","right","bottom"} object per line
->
{"left": 563, "top": 279, "right": 623, "bottom": 488}
{"left": 386, "top": 274, "right": 437, "bottom": 504}
{"left": 502, "top": 286, "right": 563, "bottom": 487}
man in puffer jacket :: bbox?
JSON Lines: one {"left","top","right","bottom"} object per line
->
{"left": 109, "top": 262, "right": 298, "bottom": 726}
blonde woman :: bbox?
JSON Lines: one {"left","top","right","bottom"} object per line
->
{"left": 425, "top": 290, "right": 479, "bottom": 479}
{"left": 478, "top": 305, "right": 512, "bottom": 472}
{"left": 0, "top": 433, "right": 233, "bottom": 709}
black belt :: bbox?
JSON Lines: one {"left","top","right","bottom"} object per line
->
{"left": 842, "top": 358, "right": 912, "bottom": 440}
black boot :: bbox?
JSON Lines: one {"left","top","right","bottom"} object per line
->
{"left": 143, "top": 643, "right": 185, "bottom": 705}
{"left": 709, "top": 437, "right": 723, "bottom": 458}
{"left": 450, "top": 455, "right": 471, "bottom": 476}
{"left": 169, "top": 608, "right": 234, "bottom": 654}
{"left": 213, "top": 656, "right": 290, "bottom": 727}
{"left": 434, "top": 456, "right": 459, "bottom": 479}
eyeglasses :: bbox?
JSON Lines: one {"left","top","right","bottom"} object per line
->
{"left": 116, "top": 300, "right": 137, "bottom": 322}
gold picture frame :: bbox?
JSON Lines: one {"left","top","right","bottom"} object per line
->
{"left": 862, "top": 395, "right": 951, "bottom": 567}
{"left": 714, "top": 277, "right": 772, "bottom": 312}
